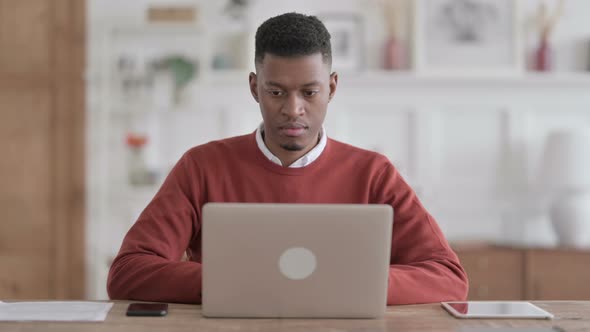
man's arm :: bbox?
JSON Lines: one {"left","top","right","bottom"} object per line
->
{"left": 107, "top": 153, "right": 203, "bottom": 303}
{"left": 372, "top": 162, "right": 469, "bottom": 305}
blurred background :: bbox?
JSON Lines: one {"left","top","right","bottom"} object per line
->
{"left": 2, "top": 0, "right": 590, "bottom": 302}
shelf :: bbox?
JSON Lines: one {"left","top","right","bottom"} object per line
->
{"left": 348, "top": 71, "right": 590, "bottom": 86}
{"left": 198, "top": 69, "right": 590, "bottom": 87}
{"left": 97, "top": 70, "right": 590, "bottom": 116}
{"left": 97, "top": 70, "right": 590, "bottom": 101}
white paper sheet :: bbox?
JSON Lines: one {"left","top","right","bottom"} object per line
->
{"left": 0, "top": 301, "right": 114, "bottom": 322}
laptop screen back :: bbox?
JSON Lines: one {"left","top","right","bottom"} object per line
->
{"left": 202, "top": 203, "right": 393, "bottom": 318}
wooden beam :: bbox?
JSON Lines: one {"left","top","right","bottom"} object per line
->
{"left": 51, "top": 0, "right": 86, "bottom": 299}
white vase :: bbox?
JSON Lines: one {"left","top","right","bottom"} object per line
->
{"left": 549, "top": 191, "right": 590, "bottom": 248}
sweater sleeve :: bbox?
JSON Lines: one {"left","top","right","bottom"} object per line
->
{"left": 373, "top": 162, "right": 469, "bottom": 305}
{"left": 107, "top": 152, "right": 202, "bottom": 303}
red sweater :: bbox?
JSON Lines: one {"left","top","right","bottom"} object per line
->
{"left": 107, "top": 132, "right": 468, "bottom": 305}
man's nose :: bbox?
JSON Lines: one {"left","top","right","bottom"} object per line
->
{"left": 281, "top": 94, "right": 305, "bottom": 118}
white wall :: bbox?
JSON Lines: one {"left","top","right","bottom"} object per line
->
{"left": 86, "top": 0, "right": 590, "bottom": 299}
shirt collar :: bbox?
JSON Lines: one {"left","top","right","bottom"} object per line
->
{"left": 255, "top": 123, "right": 327, "bottom": 168}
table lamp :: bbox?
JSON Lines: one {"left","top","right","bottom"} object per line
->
{"left": 539, "top": 128, "right": 590, "bottom": 248}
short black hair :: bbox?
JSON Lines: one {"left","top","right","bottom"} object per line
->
{"left": 254, "top": 12, "right": 332, "bottom": 66}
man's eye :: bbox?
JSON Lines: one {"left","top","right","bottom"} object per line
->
{"left": 303, "top": 90, "right": 319, "bottom": 97}
{"left": 268, "top": 90, "right": 284, "bottom": 97}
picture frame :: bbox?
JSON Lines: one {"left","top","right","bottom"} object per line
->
{"left": 413, "top": 0, "right": 523, "bottom": 76}
{"left": 318, "top": 14, "right": 364, "bottom": 72}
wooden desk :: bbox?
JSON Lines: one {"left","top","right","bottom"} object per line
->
{"left": 0, "top": 301, "right": 588, "bottom": 331}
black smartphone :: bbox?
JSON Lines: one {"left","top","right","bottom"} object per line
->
{"left": 126, "top": 302, "right": 168, "bottom": 317}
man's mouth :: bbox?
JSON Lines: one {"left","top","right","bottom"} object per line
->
{"left": 280, "top": 124, "right": 307, "bottom": 137}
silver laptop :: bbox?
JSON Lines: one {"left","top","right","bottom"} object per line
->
{"left": 201, "top": 203, "right": 393, "bottom": 318}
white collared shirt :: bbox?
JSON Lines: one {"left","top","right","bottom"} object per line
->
{"left": 255, "top": 123, "right": 327, "bottom": 168}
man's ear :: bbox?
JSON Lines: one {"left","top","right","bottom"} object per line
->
{"left": 249, "top": 72, "right": 259, "bottom": 103}
{"left": 328, "top": 72, "right": 338, "bottom": 102}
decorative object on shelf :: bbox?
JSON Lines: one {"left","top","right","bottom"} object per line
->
{"left": 223, "top": 0, "right": 250, "bottom": 21}
{"left": 212, "top": 53, "right": 233, "bottom": 70}
{"left": 531, "top": 0, "right": 565, "bottom": 72}
{"left": 215, "top": 0, "right": 252, "bottom": 71}
{"left": 413, "top": 0, "right": 522, "bottom": 76}
{"left": 151, "top": 55, "right": 197, "bottom": 106}
{"left": 539, "top": 128, "right": 590, "bottom": 248}
{"left": 126, "top": 133, "right": 157, "bottom": 187}
{"left": 381, "top": 0, "right": 406, "bottom": 70}
{"left": 147, "top": 5, "right": 198, "bottom": 23}
{"left": 110, "top": 24, "right": 203, "bottom": 109}
{"left": 117, "top": 54, "right": 150, "bottom": 101}
{"left": 210, "top": 32, "right": 249, "bottom": 71}
{"left": 318, "top": 14, "right": 364, "bottom": 72}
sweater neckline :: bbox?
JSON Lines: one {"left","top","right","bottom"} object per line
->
{"left": 249, "top": 132, "right": 329, "bottom": 176}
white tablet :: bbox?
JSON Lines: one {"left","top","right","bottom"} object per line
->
{"left": 441, "top": 301, "right": 554, "bottom": 319}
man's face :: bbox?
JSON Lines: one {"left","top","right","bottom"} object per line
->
{"left": 249, "top": 53, "right": 337, "bottom": 159}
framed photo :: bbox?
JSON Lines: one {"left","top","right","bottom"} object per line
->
{"left": 319, "top": 14, "right": 364, "bottom": 72}
{"left": 413, "top": 0, "right": 522, "bottom": 76}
